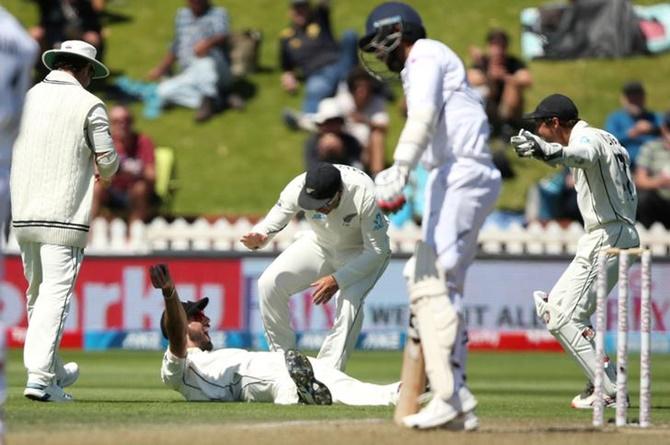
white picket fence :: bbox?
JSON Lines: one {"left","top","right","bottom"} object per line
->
{"left": 3, "top": 217, "right": 670, "bottom": 256}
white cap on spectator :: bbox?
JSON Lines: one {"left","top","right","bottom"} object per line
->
{"left": 313, "top": 98, "right": 345, "bottom": 125}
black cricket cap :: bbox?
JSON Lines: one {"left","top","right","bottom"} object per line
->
{"left": 298, "top": 162, "right": 342, "bottom": 210}
{"left": 160, "top": 297, "right": 209, "bottom": 339}
{"left": 622, "top": 81, "right": 645, "bottom": 96}
{"left": 524, "top": 94, "right": 579, "bottom": 121}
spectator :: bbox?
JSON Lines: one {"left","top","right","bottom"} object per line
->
{"left": 334, "top": 67, "right": 389, "bottom": 176}
{"left": 93, "top": 105, "right": 156, "bottom": 223}
{"left": 29, "top": 0, "right": 104, "bottom": 69}
{"left": 605, "top": 81, "right": 661, "bottom": 166}
{"left": 634, "top": 111, "right": 670, "bottom": 228}
{"left": 115, "top": 0, "right": 232, "bottom": 122}
{"left": 526, "top": 169, "right": 581, "bottom": 225}
{"left": 468, "top": 28, "right": 532, "bottom": 140}
{"left": 304, "top": 98, "right": 362, "bottom": 171}
{"left": 280, "top": 0, "right": 358, "bottom": 128}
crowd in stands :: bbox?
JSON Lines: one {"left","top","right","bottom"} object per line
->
{"left": 16, "top": 0, "right": 670, "bottom": 231}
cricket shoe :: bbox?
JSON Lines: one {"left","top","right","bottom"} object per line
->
{"left": 56, "top": 362, "right": 79, "bottom": 388}
{"left": 570, "top": 381, "right": 619, "bottom": 409}
{"left": 24, "top": 383, "right": 73, "bottom": 402}
{"left": 402, "top": 396, "right": 460, "bottom": 429}
{"left": 443, "top": 386, "right": 479, "bottom": 431}
{"left": 444, "top": 411, "right": 480, "bottom": 432}
{"left": 284, "top": 349, "right": 332, "bottom": 405}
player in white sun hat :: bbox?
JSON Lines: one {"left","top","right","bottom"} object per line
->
{"left": 11, "top": 39, "right": 119, "bottom": 402}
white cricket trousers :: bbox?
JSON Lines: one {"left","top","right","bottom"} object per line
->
{"left": 547, "top": 222, "right": 639, "bottom": 387}
{"left": 258, "top": 233, "right": 389, "bottom": 371}
{"left": 19, "top": 242, "right": 84, "bottom": 386}
{"left": 243, "top": 352, "right": 397, "bottom": 406}
{"left": 422, "top": 158, "right": 501, "bottom": 391}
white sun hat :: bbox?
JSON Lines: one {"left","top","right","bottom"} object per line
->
{"left": 313, "top": 98, "right": 345, "bottom": 125}
{"left": 42, "top": 40, "right": 110, "bottom": 79}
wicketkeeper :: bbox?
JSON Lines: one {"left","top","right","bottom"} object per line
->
{"left": 510, "top": 93, "right": 640, "bottom": 409}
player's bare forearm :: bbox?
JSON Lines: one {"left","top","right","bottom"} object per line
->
{"left": 150, "top": 264, "right": 187, "bottom": 357}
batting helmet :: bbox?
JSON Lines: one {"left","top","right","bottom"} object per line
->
{"left": 358, "top": 2, "right": 426, "bottom": 79}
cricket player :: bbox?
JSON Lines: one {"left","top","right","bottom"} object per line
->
{"left": 0, "top": 5, "right": 39, "bottom": 439}
{"left": 241, "top": 162, "right": 390, "bottom": 371}
{"left": 358, "top": 2, "right": 501, "bottom": 430}
{"left": 150, "top": 264, "right": 398, "bottom": 406}
{"left": 511, "top": 93, "right": 639, "bottom": 409}
{"left": 11, "top": 40, "right": 119, "bottom": 402}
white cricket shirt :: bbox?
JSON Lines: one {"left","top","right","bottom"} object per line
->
{"left": 555, "top": 121, "right": 637, "bottom": 231}
{"left": 252, "top": 164, "right": 391, "bottom": 289}
{"left": 400, "top": 38, "right": 492, "bottom": 168}
{"left": 161, "top": 348, "right": 299, "bottom": 403}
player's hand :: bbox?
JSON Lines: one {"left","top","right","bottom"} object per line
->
{"left": 375, "top": 164, "right": 409, "bottom": 214}
{"left": 150, "top": 264, "right": 174, "bottom": 293}
{"left": 520, "top": 130, "right": 563, "bottom": 162}
{"left": 311, "top": 275, "right": 339, "bottom": 305}
{"left": 240, "top": 232, "right": 268, "bottom": 250}
{"left": 511, "top": 130, "right": 563, "bottom": 162}
{"left": 510, "top": 129, "right": 537, "bottom": 157}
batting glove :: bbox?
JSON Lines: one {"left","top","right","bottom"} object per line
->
{"left": 374, "top": 164, "right": 409, "bottom": 213}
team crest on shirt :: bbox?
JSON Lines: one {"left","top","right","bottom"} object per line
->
{"left": 372, "top": 212, "right": 385, "bottom": 231}
{"left": 312, "top": 212, "right": 325, "bottom": 221}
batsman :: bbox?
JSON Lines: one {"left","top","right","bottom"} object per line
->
{"left": 359, "top": 2, "right": 501, "bottom": 430}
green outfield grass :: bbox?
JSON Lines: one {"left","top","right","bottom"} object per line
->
{"left": 4, "top": 0, "right": 670, "bottom": 216}
{"left": 5, "top": 349, "right": 670, "bottom": 444}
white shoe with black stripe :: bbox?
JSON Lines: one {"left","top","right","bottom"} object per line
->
{"left": 24, "top": 383, "right": 73, "bottom": 402}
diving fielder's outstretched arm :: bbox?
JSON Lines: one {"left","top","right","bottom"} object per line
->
{"left": 150, "top": 264, "right": 187, "bottom": 358}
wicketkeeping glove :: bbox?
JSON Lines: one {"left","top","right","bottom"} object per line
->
{"left": 374, "top": 164, "right": 409, "bottom": 213}
{"left": 510, "top": 129, "right": 563, "bottom": 162}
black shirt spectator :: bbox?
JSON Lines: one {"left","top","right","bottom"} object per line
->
{"left": 471, "top": 54, "right": 526, "bottom": 115}
{"left": 279, "top": 2, "right": 340, "bottom": 79}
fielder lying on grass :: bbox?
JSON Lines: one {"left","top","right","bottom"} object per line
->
{"left": 150, "top": 264, "right": 399, "bottom": 406}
